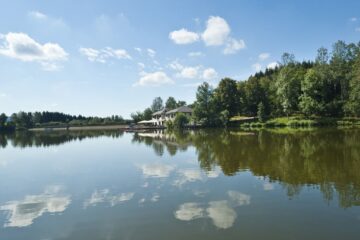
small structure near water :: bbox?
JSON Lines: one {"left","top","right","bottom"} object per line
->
{"left": 138, "top": 106, "right": 192, "bottom": 126}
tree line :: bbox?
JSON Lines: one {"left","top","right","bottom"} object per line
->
{"left": 192, "top": 40, "right": 360, "bottom": 126}
{"left": 0, "top": 111, "right": 129, "bottom": 131}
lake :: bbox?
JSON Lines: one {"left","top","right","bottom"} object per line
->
{"left": 0, "top": 128, "right": 360, "bottom": 240}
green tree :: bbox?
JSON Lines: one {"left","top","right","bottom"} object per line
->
{"left": 193, "top": 82, "right": 218, "bottom": 126}
{"left": 257, "top": 102, "right": 266, "bottom": 122}
{"left": 151, "top": 97, "right": 163, "bottom": 112}
{"left": 165, "top": 97, "right": 177, "bottom": 110}
{"left": 299, "top": 69, "right": 324, "bottom": 116}
{"left": 176, "top": 101, "right": 186, "bottom": 107}
{"left": 131, "top": 111, "right": 144, "bottom": 122}
{"left": 345, "top": 54, "right": 360, "bottom": 116}
{"left": 0, "top": 113, "right": 7, "bottom": 129}
{"left": 214, "top": 78, "right": 240, "bottom": 117}
{"left": 143, "top": 108, "right": 153, "bottom": 120}
{"left": 173, "top": 113, "right": 189, "bottom": 129}
{"left": 276, "top": 63, "right": 303, "bottom": 116}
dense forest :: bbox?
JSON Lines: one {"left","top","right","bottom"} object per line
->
{"left": 191, "top": 40, "right": 360, "bottom": 126}
{"left": 0, "top": 111, "right": 129, "bottom": 131}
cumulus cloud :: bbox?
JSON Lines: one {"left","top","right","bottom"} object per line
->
{"left": 175, "top": 202, "right": 204, "bottom": 221}
{"left": 134, "top": 47, "right": 142, "bottom": 53}
{"left": 179, "top": 67, "right": 199, "bottom": 79}
{"left": 138, "top": 163, "right": 175, "bottom": 177}
{"left": 258, "top": 52, "right": 270, "bottom": 61}
{"left": 147, "top": 48, "right": 156, "bottom": 58}
{"left": 0, "top": 32, "right": 68, "bottom": 70}
{"left": 227, "top": 191, "right": 251, "bottom": 206}
{"left": 83, "top": 189, "right": 134, "bottom": 208}
{"left": 267, "top": 61, "right": 279, "bottom": 69}
{"left": 169, "top": 28, "right": 199, "bottom": 44}
{"left": 202, "top": 68, "right": 218, "bottom": 80}
{"left": 169, "top": 60, "right": 184, "bottom": 71}
{"left": 263, "top": 183, "right": 274, "bottom": 191}
{"left": 79, "top": 47, "right": 131, "bottom": 63}
{"left": 207, "top": 200, "right": 237, "bottom": 229}
{"left": 169, "top": 16, "right": 245, "bottom": 55}
{"left": 28, "top": 11, "right": 47, "bottom": 20}
{"left": 223, "top": 38, "right": 246, "bottom": 55}
{"left": 202, "top": 16, "right": 230, "bottom": 46}
{"left": 350, "top": 17, "right": 357, "bottom": 22}
{"left": 0, "top": 186, "right": 70, "bottom": 228}
{"left": 174, "top": 191, "right": 250, "bottom": 229}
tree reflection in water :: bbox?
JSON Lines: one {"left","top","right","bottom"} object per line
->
{"left": 132, "top": 128, "right": 360, "bottom": 208}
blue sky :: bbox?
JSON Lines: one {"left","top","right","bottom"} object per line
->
{"left": 0, "top": 0, "right": 359, "bottom": 118}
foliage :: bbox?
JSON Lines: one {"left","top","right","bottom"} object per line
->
{"left": 257, "top": 102, "right": 266, "bottom": 122}
{"left": 151, "top": 97, "right": 163, "bottom": 112}
{"left": 173, "top": 113, "right": 189, "bottom": 129}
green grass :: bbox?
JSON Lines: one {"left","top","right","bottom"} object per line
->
{"left": 238, "top": 116, "right": 360, "bottom": 129}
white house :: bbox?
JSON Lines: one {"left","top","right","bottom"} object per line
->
{"left": 138, "top": 106, "right": 192, "bottom": 126}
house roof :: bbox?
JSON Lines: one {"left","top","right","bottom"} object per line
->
{"left": 138, "top": 119, "right": 157, "bottom": 124}
{"left": 152, "top": 108, "right": 167, "bottom": 116}
{"left": 165, "top": 106, "right": 192, "bottom": 115}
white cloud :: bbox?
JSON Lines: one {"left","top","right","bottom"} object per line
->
{"left": 0, "top": 93, "right": 7, "bottom": 98}
{"left": 0, "top": 32, "right": 68, "bottom": 70}
{"left": 150, "top": 193, "right": 160, "bottom": 202}
{"left": 263, "top": 183, "right": 274, "bottom": 191}
{"left": 252, "top": 63, "right": 262, "bottom": 72}
{"left": 0, "top": 186, "right": 70, "bottom": 228}
{"left": 202, "top": 16, "right": 230, "bottom": 46}
{"left": 147, "top": 48, "right": 156, "bottom": 58}
{"left": 356, "top": 27, "right": 360, "bottom": 32}
{"left": 206, "top": 201, "right": 237, "bottom": 229}
{"left": 79, "top": 47, "right": 131, "bottom": 63}
{"left": 138, "top": 163, "right": 175, "bottom": 177}
{"left": 175, "top": 202, "right": 204, "bottom": 221}
{"left": 223, "top": 38, "right": 246, "bottom": 55}
{"left": 350, "top": 17, "right": 357, "bottom": 22}
{"left": 202, "top": 68, "right": 218, "bottom": 80}
{"left": 83, "top": 189, "right": 134, "bottom": 208}
{"left": 169, "top": 60, "right": 184, "bottom": 71}
{"left": 188, "top": 51, "right": 204, "bottom": 57}
{"left": 169, "top": 28, "right": 199, "bottom": 44}
{"left": 179, "top": 67, "right": 199, "bottom": 79}
{"left": 28, "top": 11, "right": 47, "bottom": 20}
{"left": 134, "top": 47, "right": 142, "bottom": 53}
{"left": 258, "top": 52, "right": 270, "bottom": 61}
{"left": 267, "top": 61, "right": 279, "bottom": 69}
{"left": 227, "top": 191, "right": 251, "bottom": 206}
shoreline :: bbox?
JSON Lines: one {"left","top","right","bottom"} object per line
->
{"left": 28, "top": 125, "right": 165, "bottom": 132}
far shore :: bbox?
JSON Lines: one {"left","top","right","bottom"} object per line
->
{"left": 28, "top": 125, "right": 165, "bottom": 132}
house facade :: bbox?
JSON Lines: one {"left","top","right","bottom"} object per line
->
{"left": 138, "top": 106, "right": 192, "bottom": 126}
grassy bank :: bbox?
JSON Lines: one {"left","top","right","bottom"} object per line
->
{"left": 232, "top": 116, "right": 360, "bottom": 129}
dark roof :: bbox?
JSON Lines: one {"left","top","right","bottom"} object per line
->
{"left": 152, "top": 108, "right": 167, "bottom": 116}
{"left": 166, "top": 106, "right": 192, "bottom": 115}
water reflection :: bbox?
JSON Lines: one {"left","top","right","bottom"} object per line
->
{"left": 0, "top": 130, "right": 124, "bottom": 148}
{"left": 175, "top": 191, "right": 251, "bottom": 229}
{"left": 1, "top": 128, "right": 360, "bottom": 209}
{"left": 0, "top": 185, "right": 70, "bottom": 227}
{"left": 133, "top": 128, "right": 360, "bottom": 208}
{"left": 83, "top": 189, "right": 134, "bottom": 208}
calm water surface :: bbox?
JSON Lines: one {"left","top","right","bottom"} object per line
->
{"left": 0, "top": 128, "right": 360, "bottom": 240}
